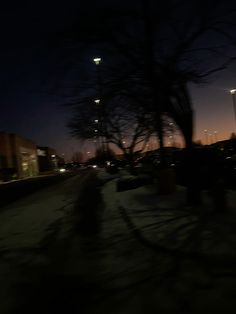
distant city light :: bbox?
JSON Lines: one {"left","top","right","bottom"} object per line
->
{"left": 94, "top": 119, "right": 99, "bottom": 123}
{"left": 94, "top": 99, "right": 101, "bottom": 104}
{"left": 94, "top": 129, "right": 98, "bottom": 132}
{"left": 51, "top": 154, "right": 56, "bottom": 158}
{"left": 59, "top": 168, "right": 66, "bottom": 173}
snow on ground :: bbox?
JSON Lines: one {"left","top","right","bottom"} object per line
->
{"left": 79, "top": 169, "right": 236, "bottom": 313}
{"left": 100, "top": 169, "right": 236, "bottom": 258}
{"left": 0, "top": 168, "right": 235, "bottom": 313}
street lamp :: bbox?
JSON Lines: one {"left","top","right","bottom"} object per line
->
{"left": 93, "top": 56, "right": 107, "bottom": 153}
{"left": 169, "top": 122, "right": 175, "bottom": 147}
{"left": 94, "top": 99, "right": 100, "bottom": 104}
{"left": 230, "top": 89, "right": 236, "bottom": 130}
{"left": 214, "top": 130, "right": 218, "bottom": 143}
{"left": 204, "top": 129, "right": 208, "bottom": 145}
{"left": 209, "top": 133, "right": 213, "bottom": 145}
{"left": 93, "top": 57, "right": 102, "bottom": 65}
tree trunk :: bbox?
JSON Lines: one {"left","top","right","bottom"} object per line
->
{"left": 124, "top": 152, "right": 136, "bottom": 175}
{"left": 156, "top": 115, "right": 166, "bottom": 167}
{"left": 185, "top": 134, "right": 202, "bottom": 206}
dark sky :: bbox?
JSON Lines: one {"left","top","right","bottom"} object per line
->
{"left": 0, "top": 1, "right": 84, "bottom": 159}
{"left": 0, "top": 1, "right": 236, "bottom": 160}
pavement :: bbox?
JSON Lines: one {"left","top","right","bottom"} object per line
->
{"left": 0, "top": 171, "right": 92, "bottom": 314}
{"left": 0, "top": 171, "right": 77, "bottom": 208}
{"left": 0, "top": 169, "right": 236, "bottom": 313}
{"left": 88, "top": 175, "right": 236, "bottom": 313}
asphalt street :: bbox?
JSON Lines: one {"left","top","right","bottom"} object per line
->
{"left": 0, "top": 171, "right": 93, "bottom": 314}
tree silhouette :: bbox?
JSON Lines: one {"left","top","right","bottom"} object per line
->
{"left": 51, "top": 0, "right": 236, "bottom": 200}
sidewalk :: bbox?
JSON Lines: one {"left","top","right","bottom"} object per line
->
{"left": 6, "top": 168, "right": 236, "bottom": 314}
{"left": 115, "top": 181, "right": 236, "bottom": 259}
{"left": 98, "top": 168, "right": 236, "bottom": 256}
{"left": 86, "top": 169, "right": 236, "bottom": 313}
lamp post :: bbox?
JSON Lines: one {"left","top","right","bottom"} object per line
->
{"left": 169, "top": 122, "right": 175, "bottom": 147}
{"left": 204, "top": 129, "right": 208, "bottom": 145}
{"left": 214, "top": 130, "right": 218, "bottom": 143}
{"left": 230, "top": 89, "right": 236, "bottom": 130}
{"left": 93, "top": 57, "right": 106, "bottom": 153}
{"left": 93, "top": 57, "right": 101, "bottom": 65}
{"left": 94, "top": 99, "right": 100, "bottom": 104}
{"left": 209, "top": 133, "right": 213, "bottom": 145}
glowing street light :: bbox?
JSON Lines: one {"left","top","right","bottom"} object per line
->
{"left": 209, "top": 133, "right": 213, "bottom": 144}
{"left": 93, "top": 56, "right": 107, "bottom": 153}
{"left": 93, "top": 57, "right": 102, "bottom": 65}
{"left": 94, "top": 119, "right": 99, "bottom": 123}
{"left": 214, "top": 130, "right": 218, "bottom": 142}
{"left": 169, "top": 122, "right": 175, "bottom": 146}
{"left": 230, "top": 89, "right": 236, "bottom": 131}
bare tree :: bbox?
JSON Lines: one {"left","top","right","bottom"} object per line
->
{"left": 68, "top": 95, "right": 154, "bottom": 172}
{"left": 48, "top": 0, "right": 236, "bottom": 201}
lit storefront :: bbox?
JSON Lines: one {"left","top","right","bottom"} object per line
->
{"left": 37, "top": 147, "right": 58, "bottom": 173}
{"left": 0, "top": 132, "right": 39, "bottom": 180}
{"left": 19, "top": 147, "right": 38, "bottom": 177}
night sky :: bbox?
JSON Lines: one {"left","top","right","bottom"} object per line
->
{"left": 1, "top": 1, "right": 236, "bottom": 160}
{"left": 0, "top": 1, "right": 83, "bottom": 160}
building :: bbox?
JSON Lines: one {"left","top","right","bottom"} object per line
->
{"left": 37, "top": 146, "right": 58, "bottom": 173}
{"left": 0, "top": 132, "right": 12, "bottom": 169}
{"left": 0, "top": 132, "right": 38, "bottom": 179}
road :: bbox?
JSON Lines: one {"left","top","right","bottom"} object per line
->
{"left": 0, "top": 171, "right": 93, "bottom": 314}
